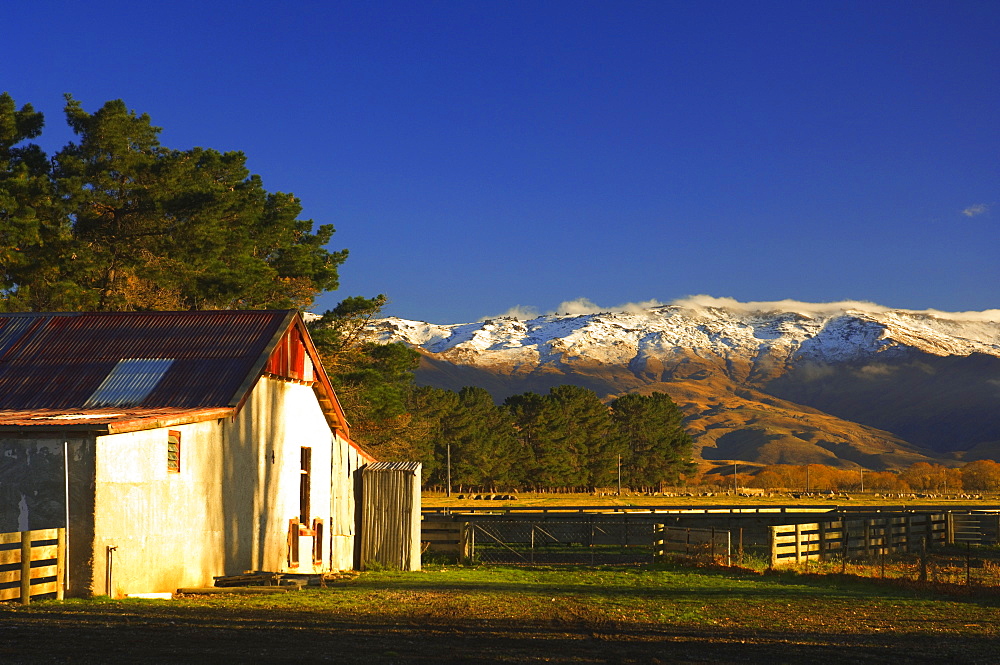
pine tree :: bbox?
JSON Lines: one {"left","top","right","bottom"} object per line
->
{"left": 610, "top": 392, "right": 694, "bottom": 488}
{"left": 1, "top": 93, "right": 346, "bottom": 311}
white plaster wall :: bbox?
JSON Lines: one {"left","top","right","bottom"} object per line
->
{"left": 330, "top": 433, "right": 366, "bottom": 570}
{"left": 92, "top": 420, "right": 225, "bottom": 597}
{"left": 221, "top": 378, "right": 343, "bottom": 576}
{"left": 89, "top": 377, "right": 360, "bottom": 596}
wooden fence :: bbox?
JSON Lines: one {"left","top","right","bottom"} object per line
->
{"left": 422, "top": 520, "right": 470, "bottom": 560}
{"left": 654, "top": 525, "right": 731, "bottom": 565}
{"left": 0, "top": 528, "right": 65, "bottom": 604}
{"left": 769, "top": 514, "right": 945, "bottom": 567}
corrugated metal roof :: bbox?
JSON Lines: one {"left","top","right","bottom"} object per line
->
{"left": 0, "top": 311, "right": 289, "bottom": 410}
{"left": 0, "top": 311, "right": 371, "bottom": 460}
{"left": 365, "top": 461, "right": 422, "bottom": 473}
{"left": 0, "top": 407, "right": 234, "bottom": 434}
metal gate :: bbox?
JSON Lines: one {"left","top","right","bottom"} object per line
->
{"left": 468, "top": 519, "right": 658, "bottom": 565}
{"left": 949, "top": 512, "right": 1000, "bottom": 545}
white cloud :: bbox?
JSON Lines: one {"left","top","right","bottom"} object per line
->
{"left": 551, "top": 298, "right": 667, "bottom": 316}
{"left": 554, "top": 297, "right": 602, "bottom": 315}
{"left": 671, "top": 295, "right": 1000, "bottom": 322}
{"left": 488, "top": 305, "right": 540, "bottom": 321}
{"left": 670, "top": 295, "right": 888, "bottom": 317}
{"left": 962, "top": 203, "right": 989, "bottom": 217}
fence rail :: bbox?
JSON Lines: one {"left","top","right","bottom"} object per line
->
{"left": 422, "top": 520, "right": 470, "bottom": 560}
{"left": 463, "top": 520, "right": 658, "bottom": 565}
{"left": 654, "top": 526, "right": 731, "bottom": 565}
{"left": 423, "top": 504, "right": 999, "bottom": 516}
{"left": 0, "top": 528, "right": 65, "bottom": 604}
{"left": 769, "top": 514, "right": 946, "bottom": 567}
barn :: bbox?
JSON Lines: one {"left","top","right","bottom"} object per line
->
{"left": 0, "top": 310, "right": 376, "bottom": 597}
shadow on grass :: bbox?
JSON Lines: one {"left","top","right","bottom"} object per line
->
{"left": 2, "top": 604, "right": 999, "bottom": 664}
{"left": 343, "top": 563, "right": 1000, "bottom": 609}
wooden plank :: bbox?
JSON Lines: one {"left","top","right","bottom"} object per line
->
{"left": 20, "top": 535, "right": 30, "bottom": 605}
{"left": 0, "top": 532, "right": 23, "bottom": 546}
{"left": 0, "top": 546, "right": 58, "bottom": 566}
{"left": 0, "top": 549, "right": 22, "bottom": 566}
{"left": 27, "top": 528, "right": 60, "bottom": 542}
{"left": 0, "top": 563, "right": 58, "bottom": 584}
{"left": 0, "top": 569, "right": 23, "bottom": 584}
{"left": 773, "top": 534, "right": 806, "bottom": 545}
{"left": 56, "top": 529, "right": 65, "bottom": 601}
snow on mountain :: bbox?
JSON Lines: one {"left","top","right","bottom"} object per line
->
{"left": 368, "top": 298, "right": 1000, "bottom": 466}
{"left": 371, "top": 299, "right": 1000, "bottom": 369}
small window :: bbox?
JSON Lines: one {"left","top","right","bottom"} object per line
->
{"left": 167, "top": 430, "right": 181, "bottom": 473}
{"left": 299, "top": 447, "right": 311, "bottom": 524}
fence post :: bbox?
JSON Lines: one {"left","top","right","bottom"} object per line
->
{"left": 919, "top": 536, "right": 928, "bottom": 582}
{"left": 20, "top": 530, "right": 31, "bottom": 605}
{"left": 590, "top": 520, "right": 595, "bottom": 565}
{"left": 946, "top": 512, "right": 955, "bottom": 545}
{"left": 768, "top": 526, "right": 777, "bottom": 569}
{"left": 818, "top": 521, "right": 827, "bottom": 562}
{"left": 842, "top": 520, "right": 849, "bottom": 572}
{"left": 794, "top": 523, "right": 802, "bottom": 564}
{"left": 57, "top": 528, "right": 66, "bottom": 601}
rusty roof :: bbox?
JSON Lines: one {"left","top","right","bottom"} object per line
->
{"left": 0, "top": 407, "right": 235, "bottom": 434}
{"left": 0, "top": 310, "right": 369, "bottom": 460}
{"left": 0, "top": 311, "right": 292, "bottom": 411}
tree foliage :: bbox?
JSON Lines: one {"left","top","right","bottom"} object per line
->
{"left": 309, "top": 295, "right": 421, "bottom": 458}
{"left": 611, "top": 392, "right": 694, "bottom": 487}
{"left": 0, "top": 93, "right": 346, "bottom": 311}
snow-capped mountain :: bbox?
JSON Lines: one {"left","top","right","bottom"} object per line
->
{"left": 374, "top": 298, "right": 1000, "bottom": 367}
{"left": 371, "top": 298, "right": 1000, "bottom": 469}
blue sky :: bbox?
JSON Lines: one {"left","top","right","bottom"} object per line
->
{"left": 5, "top": 1, "right": 998, "bottom": 323}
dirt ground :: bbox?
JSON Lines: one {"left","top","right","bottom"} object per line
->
{"left": 2, "top": 598, "right": 999, "bottom": 664}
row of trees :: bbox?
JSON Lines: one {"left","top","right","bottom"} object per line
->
{"left": 710, "top": 461, "right": 1000, "bottom": 493}
{"left": 306, "top": 297, "right": 695, "bottom": 490}
{"left": 1, "top": 93, "right": 344, "bottom": 311}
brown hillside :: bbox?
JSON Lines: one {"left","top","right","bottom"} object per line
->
{"left": 414, "top": 352, "right": 934, "bottom": 471}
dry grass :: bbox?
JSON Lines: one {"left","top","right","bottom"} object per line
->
{"left": 423, "top": 490, "right": 1000, "bottom": 509}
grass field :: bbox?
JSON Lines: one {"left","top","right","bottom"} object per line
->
{"left": 2, "top": 563, "right": 999, "bottom": 663}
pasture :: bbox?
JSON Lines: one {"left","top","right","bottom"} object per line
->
{"left": 2, "top": 563, "right": 999, "bottom": 663}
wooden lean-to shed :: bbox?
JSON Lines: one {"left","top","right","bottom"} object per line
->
{"left": 0, "top": 310, "right": 375, "bottom": 597}
{"left": 360, "top": 461, "right": 422, "bottom": 571}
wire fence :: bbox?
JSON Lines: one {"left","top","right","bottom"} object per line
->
{"left": 468, "top": 520, "right": 659, "bottom": 565}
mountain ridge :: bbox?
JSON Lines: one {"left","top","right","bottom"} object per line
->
{"left": 372, "top": 298, "right": 1000, "bottom": 469}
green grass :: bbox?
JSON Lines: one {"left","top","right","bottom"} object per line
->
{"left": 15, "top": 563, "right": 1000, "bottom": 633}
{"left": 4, "top": 564, "right": 1000, "bottom": 662}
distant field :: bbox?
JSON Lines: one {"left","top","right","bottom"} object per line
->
{"left": 3, "top": 564, "right": 999, "bottom": 663}
{"left": 422, "top": 491, "right": 1000, "bottom": 510}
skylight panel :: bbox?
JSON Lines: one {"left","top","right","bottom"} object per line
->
{"left": 84, "top": 358, "right": 175, "bottom": 408}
